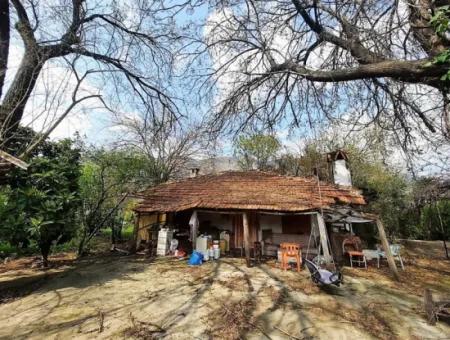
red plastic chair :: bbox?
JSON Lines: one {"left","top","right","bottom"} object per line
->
{"left": 343, "top": 236, "right": 367, "bottom": 269}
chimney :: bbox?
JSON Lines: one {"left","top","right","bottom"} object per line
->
{"left": 190, "top": 167, "right": 200, "bottom": 178}
{"left": 327, "top": 150, "right": 352, "bottom": 186}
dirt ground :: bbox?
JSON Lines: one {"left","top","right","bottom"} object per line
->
{"left": 0, "top": 241, "right": 449, "bottom": 339}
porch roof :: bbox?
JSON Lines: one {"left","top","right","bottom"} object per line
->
{"left": 134, "top": 171, "right": 366, "bottom": 213}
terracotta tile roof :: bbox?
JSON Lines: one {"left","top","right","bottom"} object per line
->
{"left": 135, "top": 171, "right": 366, "bottom": 213}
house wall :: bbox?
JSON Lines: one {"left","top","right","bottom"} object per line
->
{"left": 197, "top": 212, "right": 233, "bottom": 231}
{"left": 259, "top": 213, "right": 316, "bottom": 255}
{"left": 259, "top": 214, "right": 282, "bottom": 233}
{"left": 136, "top": 213, "right": 166, "bottom": 246}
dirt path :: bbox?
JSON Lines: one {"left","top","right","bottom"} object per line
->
{"left": 0, "top": 253, "right": 449, "bottom": 339}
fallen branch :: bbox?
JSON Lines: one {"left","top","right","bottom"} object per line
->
{"left": 98, "top": 310, "right": 105, "bottom": 333}
{"left": 274, "top": 325, "right": 305, "bottom": 339}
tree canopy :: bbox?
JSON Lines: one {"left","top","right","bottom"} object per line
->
{"left": 197, "top": 0, "right": 450, "bottom": 169}
{"left": 234, "top": 133, "right": 281, "bottom": 170}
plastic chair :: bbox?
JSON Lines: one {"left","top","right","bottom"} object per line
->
{"left": 280, "top": 243, "right": 301, "bottom": 272}
{"left": 342, "top": 236, "right": 367, "bottom": 269}
{"left": 377, "top": 244, "right": 405, "bottom": 270}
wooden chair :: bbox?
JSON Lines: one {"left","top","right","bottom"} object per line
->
{"left": 280, "top": 243, "right": 302, "bottom": 272}
{"left": 343, "top": 236, "right": 367, "bottom": 269}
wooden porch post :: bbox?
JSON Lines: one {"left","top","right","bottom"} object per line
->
{"left": 131, "top": 212, "right": 140, "bottom": 253}
{"left": 376, "top": 219, "right": 400, "bottom": 281}
{"left": 243, "top": 212, "right": 251, "bottom": 267}
{"left": 314, "top": 213, "right": 332, "bottom": 263}
{"left": 189, "top": 210, "right": 199, "bottom": 248}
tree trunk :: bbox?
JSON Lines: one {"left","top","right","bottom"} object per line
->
{"left": 111, "top": 224, "right": 116, "bottom": 245}
{"left": 0, "top": 49, "right": 44, "bottom": 142}
{"left": 0, "top": 0, "right": 9, "bottom": 100}
{"left": 376, "top": 219, "right": 400, "bottom": 281}
{"left": 435, "top": 202, "right": 449, "bottom": 260}
{"left": 77, "top": 227, "right": 87, "bottom": 257}
{"left": 243, "top": 212, "right": 250, "bottom": 267}
{"left": 130, "top": 213, "right": 140, "bottom": 253}
{"left": 40, "top": 241, "right": 51, "bottom": 268}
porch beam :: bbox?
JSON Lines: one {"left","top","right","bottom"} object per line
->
{"left": 376, "top": 219, "right": 400, "bottom": 281}
{"left": 243, "top": 212, "right": 251, "bottom": 267}
{"left": 196, "top": 209, "right": 317, "bottom": 216}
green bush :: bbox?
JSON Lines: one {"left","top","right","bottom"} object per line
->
{"left": 0, "top": 139, "right": 81, "bottom": 266}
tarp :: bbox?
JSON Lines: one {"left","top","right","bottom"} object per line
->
{"left": 323, "top": 208, "right": 376, "bottom": 224}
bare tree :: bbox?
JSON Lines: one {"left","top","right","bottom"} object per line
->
{"left": 114, "top": 114, "right": 204, "bottom": 182}
{"left": 191, "top": 0, "right": 450, "bottom": 165}
{"left": 0, "top": 0, "right": 190, "bottom": 154}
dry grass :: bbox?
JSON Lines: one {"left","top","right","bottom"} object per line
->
{"left": 203, "top": 298, "right": 256, "bottom": 340}
{"left": 216, "top": 275, "right": 249, "bottom": 292}
{"left": 123, "top": 312, "right": 166, "bottom": 339}
{"left": 258, "top": 285, "right": 284, "bottom": 302}
{"left": 331, "top": 301, "right": 398, "bottom": 340}
{"left": 0, "top": 252, "right": 76, "bottom": 274}
{"left": 342, "top": 243, "right": 450, "bottom": 297}
{"left": 281, "top": 274, "right": 321, "bottom": 295}
{"left": 0, "top": 243, "right": 449, "bottom": 339}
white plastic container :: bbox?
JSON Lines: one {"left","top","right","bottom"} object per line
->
{"left": 213, "top": 248, "right": 220, "bottom": 260}
{"left": 157, "top": 228, "right": 173, "bottom": 256}
{"left": 196, "top": 235, "right": 209, "bottom": 256}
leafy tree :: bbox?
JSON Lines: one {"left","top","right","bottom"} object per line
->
{"left": 234, "top": 134, "right": 280, "bottom": 170}
{"left": 411, "top": 178, "right": 450, "bottom": 258}
{"left": 351, "top": 159, "right": 410, "bottom": 238}
{"left": 277, "top": 141, "right": 332, "bottom": 180}
{"left": 0, "top": 139, "right": 81, "bottom": 266}
{"left": 78, "top": 148, "right": 154, "bottom": 255}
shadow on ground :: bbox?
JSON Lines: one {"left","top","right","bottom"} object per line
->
{"left": 0, "top": 242, "right": 449, "bottom": 339}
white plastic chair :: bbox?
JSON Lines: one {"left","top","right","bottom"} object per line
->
{"left": 377, "top": 244, "right": 404, "bottom": 270}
